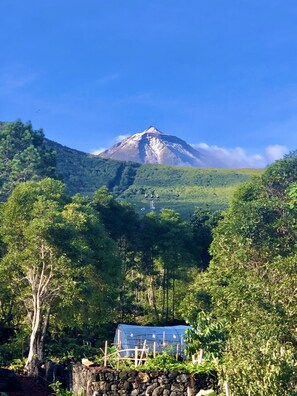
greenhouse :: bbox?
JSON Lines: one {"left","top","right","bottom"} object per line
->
{"left": 113, "top": 324, "right": 191, "bottom": 355}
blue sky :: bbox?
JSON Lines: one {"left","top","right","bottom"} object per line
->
{"left": 1, "top": 0, "right": 297, "bottom": 166}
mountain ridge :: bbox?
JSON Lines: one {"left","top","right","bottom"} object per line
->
{"left": 99, "top": 126, "right": 208, "bottom": 167}
{"left": 45, "top": 138, "right": 262, "bottom": 217}
{"left": 0, "top": 121, "right": 262, "bottom": 217}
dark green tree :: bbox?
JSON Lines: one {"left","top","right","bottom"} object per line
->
{"left": 0, "top": 120, "right": 56, "bottom": 201}
{"left": 186, "top": 155, "right": 297, "bottom": 395}
{"left": 190, "top": 208, "right": 222, "bottom": 269}
{"left": 92, "top": 186, "right": 141, "bottom": 322}
{"left": 0, "top": 179, "right": 120, "bottom": 375}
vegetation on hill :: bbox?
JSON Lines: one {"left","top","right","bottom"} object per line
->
{"left": 46, "top": 139, "right": 261, "bottom": 217}
{"left": 1, "top": 120, "right": 296, "bottom": 394}
{"left": 45, "top": 139, "right": 140, "bottom": 197}
{"left": 119, "top": 165, "right": 262, "bottom": 217}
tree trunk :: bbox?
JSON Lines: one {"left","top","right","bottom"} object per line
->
{"left": 37, "top": 308, "right": 50, "bottom": 361}
{"left": 161, "top": 268, "right": 166, "bottom": 321}
{"left": 149, "top": 275, "right": 159, "bottom": 322}
{"left": 26, "top": 294, "right": 41, "bottom": 376}
{"left": 165, "top": 270, "right": 169, "bottom": 323}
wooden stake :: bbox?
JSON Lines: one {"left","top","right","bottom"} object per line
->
{"left": 104, "top": 340, "right": 108, "bottom": 367}
{"left": 224, "top": 381, "right": 231, "bottom": 396}
{"left": 198, "top": 349, "right": 203, "bottom": 364}
{"left": 135, "top": 346, "right": 138, "bottom": 367}
{"left": 116, "top": 350, "right": 120, "bottom": 370}
{"left": 117, "top": 329, "right": 121, "bottom": 349}
{"left": 139, "top": 340, "right": 147, "bottom": 366}
{"left": 176, "top": 343, "right": 179, "bottom": 360}
{"left": 153, "top": 341, "right": 156, "bottom": 358}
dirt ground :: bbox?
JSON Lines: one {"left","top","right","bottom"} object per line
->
{"left": 5, "top": 371, "right": 51, "bottom": 396}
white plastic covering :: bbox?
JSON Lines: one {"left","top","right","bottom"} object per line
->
{"left": 114, "top": 324, "right": 191, "bottom": 355}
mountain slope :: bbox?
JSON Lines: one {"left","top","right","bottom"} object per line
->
{"left": 100, "top": 126, "right": 208, "bottom": 167}
{"left": 45, "top": 139, "right": 262, "bottom": 217}
{"left": 0, "top": 121, "right": 261, "bottom": 217}
{"left": 45, "top": 139, "right": 140, "bottom": 196}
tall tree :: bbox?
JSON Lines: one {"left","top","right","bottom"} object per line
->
{"left": 0, "top": 120, "right": 56, "bottom": 201}
{"left": 186, "top": 154, "right": 297, "bottom": 395}
{"left": 0, "top": 179, "right": 120, "bottom": 375}
{"left": 92, "top": 186, "right": 140, "bottom": 322}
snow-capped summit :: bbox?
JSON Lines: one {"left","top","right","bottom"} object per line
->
{"left": 144, "top": 126, "right": 162, "bottom": 134}
{"left": 99, "top": 126, "right": 207, "bottom": 167}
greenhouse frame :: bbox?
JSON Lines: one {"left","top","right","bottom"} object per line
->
{"left": 113, "top": 324, "right": 191, "bottom": 355}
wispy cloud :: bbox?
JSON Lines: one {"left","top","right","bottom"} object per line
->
{"left": 91, "top": 147, "right": 106, "bottom": 155}
{"left": 91, "top": 134, "right": 130, "bottom": 155}
{"left": 192, "top": 143, "right": 289, "bottom": 168}
{"left": 264, "top": 144, "right": 290, "bottom": 163}
{"left": 115, "top": 134, "right": 129, "bottom": 143}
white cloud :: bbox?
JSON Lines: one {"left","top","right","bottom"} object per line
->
{"left": 115, "top": 134, "right": 130, "bottom": 143}
{"left": 191, "top": 143, "right": 289, "bottom": 168}
{"left": 264, "top": 144, "right": 289, "bottom": 163}
{"left": 91, "top": 148, "right": 106, "bottom": 155}
{"left": 90, "top": 134, "right": 130, "bottom": 155}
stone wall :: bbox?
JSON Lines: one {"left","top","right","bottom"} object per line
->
{"left": 70, "top": 363, "right": 219, "bottom": 396}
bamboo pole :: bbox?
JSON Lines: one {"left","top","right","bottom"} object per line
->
{"left": 116, "top": 349, "right": 120, "bottom": 370}
{"left": 117, "top": 329, "right": 121, "bottom": 349}
{"left": 198, "top": 349, "right": 203, "bottom": 364}
{"left": 104, "top": 340, "right": 108, "bottom": 367}
{"left": 224, "top": 381, "right": 231, "bottom": 396}
{"left": 135, "top": 346, "right": 138, "bottom": 367}
{"left": 176, "top": 343, "right": 179, "bottom": 360}
{"left": 139, "top": 340, "right": 147, "bottom": 366}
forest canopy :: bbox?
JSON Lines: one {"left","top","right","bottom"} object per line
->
{"left": 0, "top": 120, "right": 296, "bottom": 395}
{"left": 184, "top": 153, "right": 297, "bottom": 395}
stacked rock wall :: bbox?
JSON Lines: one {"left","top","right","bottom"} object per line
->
{"left": 70, "top": 363, "right": 218, "bottom": 396}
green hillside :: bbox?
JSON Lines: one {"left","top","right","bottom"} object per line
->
{"left": 46, "top": 140, "right": 262, "bottom": 217}
{"left": 118, "top": 165, "right": 262, "bottom": 217}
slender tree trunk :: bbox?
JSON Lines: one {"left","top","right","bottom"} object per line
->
{"left": 26, "top": 294, "right": 41, "bottom": 376}
{"left": 165, "top": 269, "right": 169, "bottom": 323}
{"left": 161, "top": 268, "right": 166, "bottom": 321}
{"left": 37, "top": 308, "right": 50, "bottom": 361}
{"left": 150, "top": 275, "right": 159, "bottom": 322}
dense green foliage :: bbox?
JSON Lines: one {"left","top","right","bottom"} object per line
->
{"left": 0, "top": 180, "right": 215, "bottom": 372}
{"left": 0, "top": 120, "right": 56, "bottom": 201}
{"left": 0, "top": 179, "right": 121, "bottom": 373}
{"left": 185, "top": 154, "right": 297, "bottom": 395}
{"left": 1, "top": 119, "right": 296, "bottom": 394}
{"left": 45, "top": 139, "right": 140, "bottom": 197}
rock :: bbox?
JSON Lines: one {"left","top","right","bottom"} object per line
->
{"left": 122, "top": 381, "right": 132, "bottom": 391}
{"left": 136, "top": 372, "right": 150, "bottom": 383}
{"left": 152, "top": 385, "right": 165, "bottom": 396}
{"left": 105, "top": 372, "right": 115, "bottom": 381}
{"left": 170, "top": 382, "right": 185, "bottom": 392}
{"left": 118, "top": 371, "right": 128, "bottom": 380}
{"left": 168, "top": 370, "right": 178, "bottom": 381}
{"left": 145, "top": 383, "right": 158, "bottom": 395}
{"left": 176, "top": 373, "right": 188, "bottom": 383}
